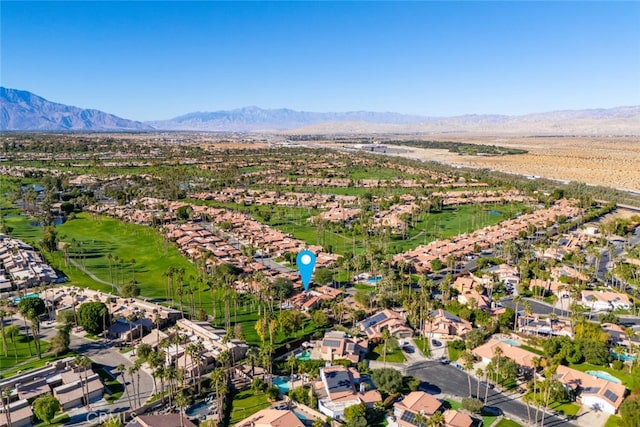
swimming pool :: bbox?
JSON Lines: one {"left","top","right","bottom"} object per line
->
{"left": 12, "top": 293, "right": 40, "bottom": 304}
{"left": 586, "top": 371, "right": 622, "bottom": 384}
{"left": 611, "top": 351, "right": 638, "bottom": 362}
{"left": 273, "top": 377, "right": 290, "bottom": 393}
{"left": 186, "top": 401, "right": 211, "bottom": 418}
{"left": 294, "top": 408, "right": 313, "bottom": 424}
{"left": 367, "top": 275, "right": 383, "bottom": 284}
{"left": 499, "top": 338, "right": 520, "bottom": 346}
{"left": 296, "top": 350, "right": 312, "bottom": 361}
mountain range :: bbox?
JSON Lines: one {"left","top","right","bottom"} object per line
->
{"left": 2, "top": 87, "right": 639, "bottom": 135}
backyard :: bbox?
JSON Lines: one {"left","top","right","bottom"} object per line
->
{"left": 228, "top": 389, "right": 271, "bottom": 425}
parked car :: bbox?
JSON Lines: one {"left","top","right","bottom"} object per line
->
{"left": 483, "top": 406, "right": 503, "bottom": 416}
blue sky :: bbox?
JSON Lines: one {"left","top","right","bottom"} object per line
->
{"left": 2, "top": 1, "right": 639, "bottom": 120}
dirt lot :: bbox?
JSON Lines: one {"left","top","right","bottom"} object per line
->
{"left": 372, "top": 136, "right": 640, "bottom": 192}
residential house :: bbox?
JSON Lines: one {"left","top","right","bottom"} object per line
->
{"left": 320, "top": 331, "right": 368, "bottom": 363}
{"left": 235, "top": 409, "right": 304, "bottom": 427}
{"left": 472, "top": 338, "right": 538, "bottom": 376}
{"left": 580, "top": 291, "right": 632, "bottom": 312}
{"left": 517, "top": 315, "right": 573, "bottom": 338}
{"left": 554, "top": 365, "right": 627, "bottom": 414}
{"left": 0, "top": 399, "right": 32, "bottom": 427}
{"left": 424, "top": 310, "right": 473, "bottom": 339}
{"left": 393, "top": 391, "right": 442, "bottom": 427}
{"left": 359, "top": 309, "right": 413, "bottom": 340}
{"left": 316, "top": 366, "right": 382, "bottom": 420}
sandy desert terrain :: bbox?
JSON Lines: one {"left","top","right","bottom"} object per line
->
{"left": 359, "top": 136, "right": 640, "bottom": 192}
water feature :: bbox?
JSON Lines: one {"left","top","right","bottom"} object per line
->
{"left": 296, "top": 350, "right": 312, "bottom": 361}
{"left": 367, "top": 275, "right": 383, "bottom": 285}
{"left": 611, "top": 351, "right": 637, "bottom": 362}
{"left": 12, "top": 293, "right": 40, "bottom": 304}
{"left": 488, "top": 210, "right": 501, "bottom": 215}
{"left": 586, "top": 371, "right": 622, "bottom": 384}
{"left": 186, "top": 401, "right": 211, "bottom": 418}
{"left": 498, "top": 338, "right": 520, "bottom": 346}
{"left": 294, "top": 408, "right": 313, "bottom": 425}
{"left": 273, "top": 376, "right": 291, "bottom": 393}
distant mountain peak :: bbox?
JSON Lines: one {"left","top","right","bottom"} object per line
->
{"left": 0, "top": 87, "right": 153, "bottom": 131}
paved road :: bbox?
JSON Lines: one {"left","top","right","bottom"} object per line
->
{"left": 8, "top": 314, "right": 154, "bottom": 425}
{"left": 404, "top": 361, "right": 575, "bottom": 427}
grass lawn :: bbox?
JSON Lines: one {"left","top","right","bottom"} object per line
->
{"left": 445, "top": 399, "right": 497, "bottom": 427}
{"left": 212, "top": 294, "right": 324, "bottom": 348}
{"left": 548, "top": 401, "right": 580, "bottom": 417}
{"left": 413, "top": 337, "right": 431, "bottom": 357}
{"left": 34, "top": 413, "right": 70, "bottom": 427}
{"left": 495, "top": 420, "right": 523, "bottom": 427}
{"left": 447, "top": 341, "right": 463, "bottom": 362}
{"left": 0, "top": 332, "right": 51, "bottom": 372}
{"left": 568, "top": 362, "right": 630, "bottom": 387}
{"left": 228, "top": 389, "right": 271, "bottom": 425}
{"left": 605, "top": 415, "right": 621, "bottom": 427}
{"left": 519, "top": 345, "right": 544, "bottom": 356}
{"left": 365, "top": 344, "right": 406, "bottom": 363}
{"left": 95, "top": 366, "right": 125, "bottom": 403}
{"left": 55, "top": 213, "right": 201, "bottom": 301}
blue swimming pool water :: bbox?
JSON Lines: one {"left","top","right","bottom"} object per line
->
{"left": 499, "top": 338, "right": 520, "bottom": 346}
{"left": 294, "top": 408, "right": 312, "bottom": 424}
{"left": 186, "top": 401, "right": 211, "bottom": 417}
{"left": 586, "top": 371, "right": 622, "bottom": 384}
{"left": 12, "top": 293, "right": 40, "bottom": 304}
{"left": 296, "top": 350, "right": 311, "bottom": 361}
{"left": 367, "top": 275, "right": 383, "bottom": 284}
{"left": 610, "top": 351, "right": 637, "bottom": 362}
{"left": 273, "top": 377, "right": 290, "bottom": 393}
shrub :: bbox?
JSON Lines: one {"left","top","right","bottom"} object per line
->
{"left": 461, "top": 397, "right": 484, "bottom": 414}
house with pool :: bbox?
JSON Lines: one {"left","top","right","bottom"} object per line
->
{"left": 554, "top": 365, "right": 627, "bottom": 414}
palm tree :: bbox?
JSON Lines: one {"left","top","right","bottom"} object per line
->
{"left": 118, "top": 363, "right": 133, "bottom": 408}
{"left": 462, "top": 351, "right": 474, "bottom": 397}
{"left": 0, "top": 309, "right": 8, "bottom": 358}
{"left": 475, "top": 368, "right": 484, "bottom": 398}
{"left": 211, "top": 367, "right": 227, "bottom": 425}
{"left": 5, "top": 325, "right": 19, "bottom": 361}
{"left": 381, "top": 328, "right": 391, "bottom": 368}
{"left": 75, "top": 355, "right": 92, "bottom": 408}
{"left": 427, "top": 411, "right": 444, "bottom": 427}
{"left": 245, "top": 347, "right": 259, "bottom": 377}
{"left": 175, "top": 390, "right": 190, "bottom": 427}
{"left": 1, "top": 387, "right": 12, "bottom": 427}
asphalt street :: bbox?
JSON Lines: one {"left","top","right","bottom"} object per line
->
{"left": 404, "top": 361, "right": 576, "bottom": 427}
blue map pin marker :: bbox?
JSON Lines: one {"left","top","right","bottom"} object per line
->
{"left": 296, "top": 250, "right": 316, "bottom": 291}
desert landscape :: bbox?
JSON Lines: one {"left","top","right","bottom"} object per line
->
{"left": 339, "top": 136, "right": 640, "bottom": 192}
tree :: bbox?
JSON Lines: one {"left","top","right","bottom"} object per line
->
{"left": 312, "top": 309, "right": 329, "bottom": 328}
{"left": 272, "top": 277, "right": 294, "bottom": 301}
{"left": 175, "top": 389, "right": 191, "bottom": 427}
{"left": 343, "top": 403, "right": 366, "bottom": 423}
{"left": 619, "top": 398, "right": 640, "bottom": 427}
{"left": 465, "top": 329, "right": 486, "bottom": 350}
{"left": 137, "top": 343, "right": 153, "bottom": 362}
{"left": 33, "top": 394, "right": 60, "bottom": 424}
{"left": 40, "top": 226, "right": 58, "bottom": 253}
{"left": 265, "top": 385, "right": 280, "bottom": 401}
{"left": 50, "top": 324, "right": 71, "bottom": 356}
{"left": 121, "top": 282, "right": 141, "bottom": 298}
{"left": 314, "top": 267, "right": 333, "bottom": 286}
{"left": 371, "top": 368, "right": 403, "bottom": 394}
{"left": 0, "top": 309, "right": 8, "bottom": 357}
{"left": 461, "top": 397, "right": 483, "bottom": 414}
{"left": 77, "top": 301, "right": 109, "bottom": 335}
{"left": 18, "top": 297, "right": 46, "bottom": 358}
{"left": 5, "top": 325, "right": 20, "bottom": 361}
